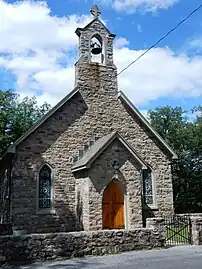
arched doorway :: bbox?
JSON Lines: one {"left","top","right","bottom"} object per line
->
{"left": 102, "top": 180, "right": 125, "bottom": 229}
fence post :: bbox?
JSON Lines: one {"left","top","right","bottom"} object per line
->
{"left": 190, "top": 216, "right": 202, "bottom": 245}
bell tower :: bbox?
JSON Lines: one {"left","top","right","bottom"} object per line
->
{"left": 75, "top": 5, "right": 117, "bottom": 92}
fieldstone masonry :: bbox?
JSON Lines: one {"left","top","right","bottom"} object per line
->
{"left": 0, "top": 6, "right": 175, "bottom": 234}
{"left": 0, "top": 228, "right": 164, "bottom": 265}
{"left": 75, "top": 139, "right": 144, "bottom": 231}
{"left": 190, "top": 216, "right": 202, "bottom": 245}
{"left": 146, "top": 217, "right": 165, "bottom": 234}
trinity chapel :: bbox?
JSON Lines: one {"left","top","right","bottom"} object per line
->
{"left": 0, "top": 5, "right": 177, "bottom": 234}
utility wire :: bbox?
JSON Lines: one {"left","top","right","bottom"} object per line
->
{"left": 117, "top": 3, "right": 202, "bottom": 77}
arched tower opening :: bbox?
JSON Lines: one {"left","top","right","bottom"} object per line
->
{"left": 90, "top": 33, "right": 105, "bottom": 64}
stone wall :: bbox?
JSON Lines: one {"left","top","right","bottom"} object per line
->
{"left": 10, "top": 15, "right": 174, "bottom": 233}
{"left": 11, "top": 83, "right": 174, "bottom": 233}
{"left": 86, "top": 139, "right": 143, "bottom": 230}
{"left": 177, "top": 213, "right": 202, "bottom": 217}
{"left": 190, "top": 216, "right": 202, "bottom": 245}
{"left": 0, "top": 223, "right": 12, "bottom": 236}
{"left": 0, "top": 228, "right": 164, "bottom": 265}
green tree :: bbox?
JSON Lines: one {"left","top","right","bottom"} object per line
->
{"left": 0, "top": 89, "right": 51, "bottom": 157}
{"left": 148, "top": 106, "right": 189, "bottom": 152}
{"left": 148, "top": 105, "right": 202, "bottom": 213}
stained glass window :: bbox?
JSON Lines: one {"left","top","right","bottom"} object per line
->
{"left": 142, "top": 169, "right": 153, "bottom": 205}
{"left": 38, "top": 165, "right": 52, "bottom": 209}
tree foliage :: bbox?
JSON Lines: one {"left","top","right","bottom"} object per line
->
{"left": 148, "top": 105, "right": 202, "bottom": 213}
{"left": 0, "top": 89, "right": 51, "bottom": 157}
{"left": 0, "top": 89, "right": 201, "bottom": 214}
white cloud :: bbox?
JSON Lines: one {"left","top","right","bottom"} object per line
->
{"left": 1, "top": 0, "right": 202, "bottom": 109}
{"left": 115, "top": 47, "right": 202, "bottom": 105}
{"left": 100, "top": 0, "right": 179, "bottom": 13}
{"left": 114, "top": 37, "right": 130, "bottom": 48}
{"left": 0, "top": 0, "right": 91, "bottom": 105}
{"left": 137, "top": 24, "right": 142, "bottom": 33}
{"left": 188, "top": 37, "right": 202, "bottom": 51}
{"left": 0, "top": 1, "right": 91, "bottom": 53}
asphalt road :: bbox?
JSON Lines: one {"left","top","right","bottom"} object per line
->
{"left": 3, "top": 246, "right": 202, "bottom": 269}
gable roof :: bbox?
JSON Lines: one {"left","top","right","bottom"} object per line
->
{"left": 75, "top": 18, "right": 116, "bottom": 38}
{"left": 3, "top": 87, "right": 177, "bottom": 161}
{"left": 6, "top": 86, "right": 80, "bottom": 154}
{"left": 118, "top": 91, "right": 178, "bottom": 160}
{"left": 71, "top": 132, "right": 148, "bottom": 172}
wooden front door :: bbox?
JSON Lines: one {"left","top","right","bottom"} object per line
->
{"left": 102, "top": 180, "right": 125, "bottom": 229}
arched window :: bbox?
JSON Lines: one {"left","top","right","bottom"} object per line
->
{"left": 38, "top": 165, "right": 52, "bottom": 210}
{"left": 142, "top": 169, "right": 154, "bottom": 205}
{"left": 90, "top": 34, "right": 104, "bottom": 64}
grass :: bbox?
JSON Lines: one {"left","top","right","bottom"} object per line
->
{"left": 165, "top": 226, "right": 189, "bottom": 244}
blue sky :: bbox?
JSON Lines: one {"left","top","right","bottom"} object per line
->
{"left": 0, "top": 0, "right": 202, "bottom": 114}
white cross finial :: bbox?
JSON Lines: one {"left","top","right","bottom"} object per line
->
{"left": 90, "top": 5, "right": 101, "bottom": 18}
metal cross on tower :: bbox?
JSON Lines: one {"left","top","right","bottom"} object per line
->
{"left": 90, "top": 5, "right": 101, "bottom": 18}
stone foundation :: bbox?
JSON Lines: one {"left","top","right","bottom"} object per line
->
{"left": 0, "top": 223, "right": 12, "bottom": 236}
{"left": 190, "top": 216, "right": 202, "bottom": 245}
{"left": 0, "top": 228, "right": 164, "bottom": 265}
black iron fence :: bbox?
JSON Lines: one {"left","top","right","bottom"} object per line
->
{"left": 164, "top": 215, "right": 192, "bottom": 245}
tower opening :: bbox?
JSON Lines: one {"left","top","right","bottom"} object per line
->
{"left": 90, "top": 34, "right": 104, "bottom": 64}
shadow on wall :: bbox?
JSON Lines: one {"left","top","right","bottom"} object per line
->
{"left": 11, "top": 149, "right": 84, "bottom": 233}
{"left": 12, "top": 91, "right": 89, "bottom": 234}
{"left": 142, "top": 204, "right": 155, "bottom": 227}
{"left": 88, "top": 139, "right": 142, "bottom": 194}
{"left": 76, "top": 190, "right": 84, "bottom": 231}
{"left": 17, "top": 91, "right": 89, "bottom": 155}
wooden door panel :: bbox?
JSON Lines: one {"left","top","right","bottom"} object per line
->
{"left": 102, "top": 180, "right": 124, "bottom": 229}
{"left": 102, "top": 203, "right": 112, "bottom": 229}
{"left": 113, "top": 204, "right": 124, "bottom": 229}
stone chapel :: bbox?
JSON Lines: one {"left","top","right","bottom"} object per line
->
{"left": 0, "top": 5, "right": 177, "bottom": 234}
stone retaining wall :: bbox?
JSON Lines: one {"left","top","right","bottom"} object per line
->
{"left": 0, "top": 228, "right": 164, "bottom": 265}
{"left": 0, "top": 223, "right": 12, "bottom": 236}
{"left": 190, "top": 217, "right": 202, "bottom": 245}
{"left": 177, "top": 213, "right": 202, "bottom": 217}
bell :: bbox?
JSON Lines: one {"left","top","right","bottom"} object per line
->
{"left": 91, "top": 42, "right": 102, "bottom": 55}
